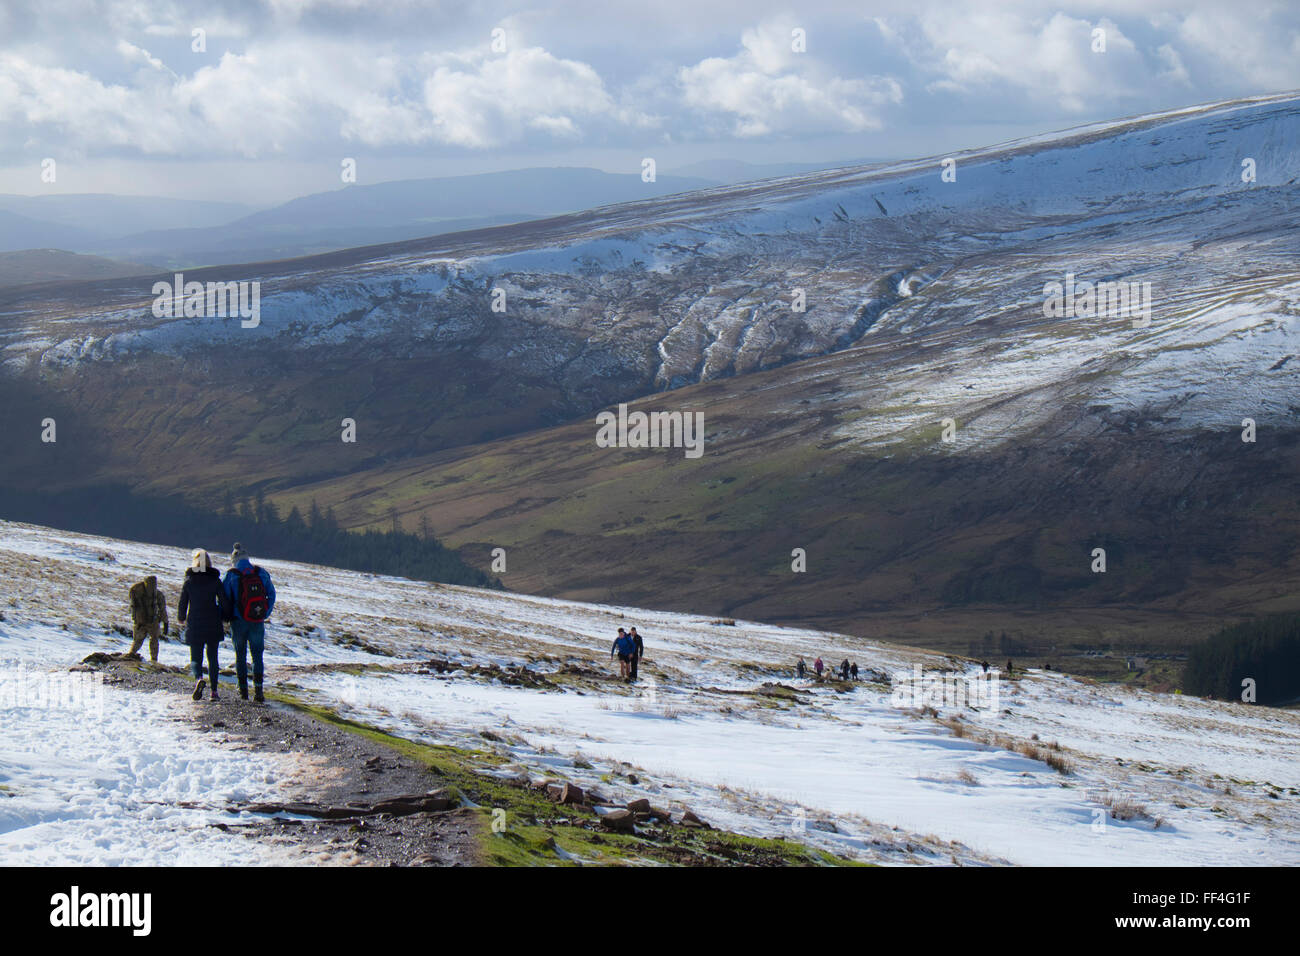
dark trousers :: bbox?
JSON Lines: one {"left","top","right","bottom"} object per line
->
{"left": 629, "top": 654, "right": 640, "bottom": 680}
{"left": 231, "top": 619, "right": 265, "bottom": 686}
{"left": 189, "top": 639, "right": 220, "bottom": 683}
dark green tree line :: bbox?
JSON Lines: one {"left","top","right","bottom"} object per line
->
{"left": 1, "top": 485, "right": 500, "bottom": 589}
{"left": 1183, "top": 614, "right": 1300, "bottom": 706}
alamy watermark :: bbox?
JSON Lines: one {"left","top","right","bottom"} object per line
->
{"left": 151, "top": 272, "right": 260, "bottom": 328}
{"left": 595, "top": 403, "right": 704, "bottom": 459}
{"left": 890, "top": 664, "right": 1000, "bottom": 717}
{"left": 1042, "top": 272, "right": 1152, "bottom": 328}
{"left": 1, "top": 663, "right": 105, "bottom": 718}
{"left": 50, "top": 886, "right": 151, "bottom": 936}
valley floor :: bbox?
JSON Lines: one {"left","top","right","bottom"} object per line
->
{"left": 1, "top": 519, "right": 1297, "bottom": 866}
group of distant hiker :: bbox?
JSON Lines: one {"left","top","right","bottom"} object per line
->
{"left": 127, "top": 543, "right": 276, "bottom": 702}
{"left": 794, "top": 657, "right": 1016, "bottom": 681}
{"left": 795, "top": 656, "right": 859, "bottom": 681}
{"left": 611, "top": 627, "right": 645, "bottom": 682}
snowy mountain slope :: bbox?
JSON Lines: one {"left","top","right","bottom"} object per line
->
{"left": 1, "top": 93, "right": 1297, "bottom": 668}
{"left": 0, "top": 93, "right": 1295, "bottom": 509}
{"left": 0, "top": 528, "right": 413, "bottom": 866}
{"left": 3, "top": 519, "right": 1296, "bottom": 866}
{"left": 4, "top": 92, "right": 1298, "bottom": 417}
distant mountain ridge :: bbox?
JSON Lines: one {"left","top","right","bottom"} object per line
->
{"left": 0, "top": 208, "right": 101, "bottom": 253}
{"left": 0, "top": 162, "right": 881, "bottom": 267}
{"left": 0, "top": 193, "right": 254, "bottom": 253}
{"left": 0, "top": 167, "right": 717, "bottom": 268}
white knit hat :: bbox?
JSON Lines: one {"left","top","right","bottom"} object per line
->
{"left": 190, "top": 549, "right": 210, "bottom": 572}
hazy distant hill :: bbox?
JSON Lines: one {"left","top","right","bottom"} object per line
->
{"left": 96, "top": 167, "right": 717, "bottom": 267}
{"left": 0, "top": 193, "right": 254, "bottom": 237}
{"left": 0, "top": 209, "right": 101, "bottom": 253}
{"left": 0, "top": 194, "right": 255, "bottom": 254}
{"left": 2, "top": 168, "right": 719, "bottom": 268}
{"left": 0, "top": 249, "right": 160, "bottom": 288}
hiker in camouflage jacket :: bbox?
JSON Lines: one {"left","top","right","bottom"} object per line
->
{"left": 127, "top": 575, "right": 169, "bottom": 663}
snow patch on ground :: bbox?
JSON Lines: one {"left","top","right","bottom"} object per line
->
{"left": 0, "top": 619, "right": 306, "bottom": 865}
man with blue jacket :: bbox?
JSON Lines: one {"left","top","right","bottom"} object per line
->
{"left": 611, "top": 627, "right": 634, "bottom": 681}
{"left": 223, "top": 542, "right": 276, "bottom": 702}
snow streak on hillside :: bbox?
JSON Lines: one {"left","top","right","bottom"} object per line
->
{"left": 2, "top": 520, "right": 1297, "bottom": 866}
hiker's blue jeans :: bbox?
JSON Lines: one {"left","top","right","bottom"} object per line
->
{"left": 231, "top": 619, "right": 266, "bottom": 685}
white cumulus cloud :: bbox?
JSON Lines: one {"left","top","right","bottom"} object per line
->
{"left": 900, "top": 11, "right": 1147, "bottom": 113}
{"left": 0, "top": 38, "right": 646, "bottom": 157}
{"left": 422, "top": 46, "right": 625, "bottom": 148}
{"left": 678, "top": 20, "right": 902, "bottom": 137}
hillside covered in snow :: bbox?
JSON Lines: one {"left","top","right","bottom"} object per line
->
{"left": 2, "top": 520, "right": 1296, "bottom": 866}
{"left": 5, "top": 93, "right": 1298, "bottom": 431}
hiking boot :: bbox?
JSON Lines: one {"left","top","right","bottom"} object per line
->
{"left": 254, "top": 683, "right": 264, "bottom": 703}
{"left": 239, "top": 680, "right": 248, "bottom": 700}
{"left": 192, "top": 679, "right": 205, "bottom": 701}
{"left": 210, "top": 683, "right": 220, "bottom": 701}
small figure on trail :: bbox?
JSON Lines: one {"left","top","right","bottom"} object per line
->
{"left": 628, "top": 627, "right": 644, "bottom": 682}
{"left": 223, "top": 543, "right": 276, "bottom": 702}
{"left": 839, "top": 659, "right": 850, "bottom": 680}
{"left": 179, "top": 549, "right": 231, "bottom": 701}
{"left": 981, "top": 660, "right": 990, "bottom": 673}
{"left": 850, "top": 662, "right": 859, "bottom": 680}
{"left": 128, "top": 575, "right": 169, "bottom": 663}
{"left": 814, "top": 657, "right": 824, "bottom": 678}
{"left": 1006, "top": 659, "right": 1014, "bottom": 678}
{"left": 796, "top": 657, "right": 807, "bottom": 679}
{"left": 611, "top": 627, "right": 634, "bottom": 681}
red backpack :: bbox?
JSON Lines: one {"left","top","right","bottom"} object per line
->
{"left": 237, "top": 566, "right": 270, "bottom": 622}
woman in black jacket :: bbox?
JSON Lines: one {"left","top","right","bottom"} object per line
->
{"left": 178, "top": 549, "right": 231, "bottom": 700}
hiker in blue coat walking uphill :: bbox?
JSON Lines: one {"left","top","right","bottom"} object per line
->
{"left": 223, "top": 542, "right": 276, "bottom": 702}
{"left": 178, "top": 549, "right": 231, "bottom": 701}
{"left": 611, "top": 627, "right": 634, "bottom": 681}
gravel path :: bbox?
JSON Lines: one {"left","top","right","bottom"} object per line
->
{"left": 86, "top": 654, "right": 482, "bottom": 866}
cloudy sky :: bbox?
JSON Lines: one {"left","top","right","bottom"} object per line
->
{"left": 1, "top": 0, "right": 1297, "bottom": 205}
